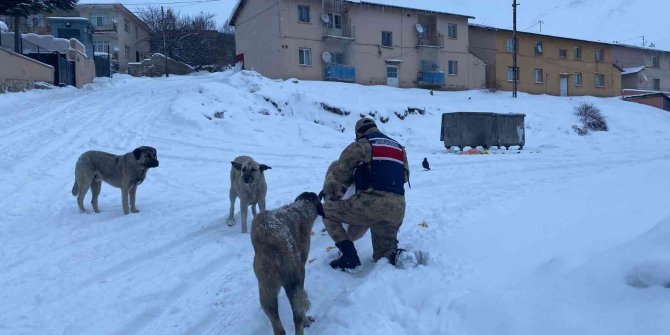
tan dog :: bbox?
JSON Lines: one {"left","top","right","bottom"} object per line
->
{"left": 72, "top": 146, "right": 159, "bottom": 215}
{"left": 319, "top": 161, "right": 369, "bottom": 241}
{"left": 227, "top": 155, "right": 271, "bottom": 233}
{"left": 251, "top": 192, "right": 323, "bottom": 335}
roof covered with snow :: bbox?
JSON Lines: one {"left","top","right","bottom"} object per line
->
{"left": 229, "top": 0, "right": 473, "bottom": 26}
{"left": 47, "top": 17, "right": 90, "bottom": 21}
{"left": 345, "top": 0, "right": 474, "bottom": 18}
{"left": 622, "top": 66, "right": 646, "bottom": 75}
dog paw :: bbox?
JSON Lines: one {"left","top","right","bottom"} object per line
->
{"left": 226, "top": 219, "right": 235, "bottom": 226}
{"left": 304, "top": 316, "right": 315, "bottom": 327}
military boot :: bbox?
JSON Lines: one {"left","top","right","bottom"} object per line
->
{"left": 330, "top": 240, "right": 361, "bottom": 271}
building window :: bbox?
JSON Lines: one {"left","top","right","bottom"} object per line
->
{"left": 559, "top": 49, "right": 567, "bottom": 58}
{"left": 595, "top": 73, "right": 605, "bottom": 87}
{"left": 124, "top": 19, "right": 129, "bottom": 33}
{"left": 325, "top": 13, "right": 342, "bottom": 29}
{"left": 535, "top": 41, "right": 543, "bottom": 55}
{"left": 298, "top": 5, "right": 310, "bottom": 23}
{"left": 653, "top": 78, "right": 661, "bottom": 91}
{"left": 506, "top": 38, "right": 515, "bottom": 53}
{"left": 381, "top": 31, "right": 393, "bottom": 47}
{"left": 124, "top": 45, "right": 130, "bottom": 58}
{"left": 93, "top": 41, "right": 110, "bottom": 53}
{"left": 448, "top": 61, "right": 458, "bottom": 75}
{"left": 574, "top": 46, "right": 582, "bottom": 59}
{"left": 387, "top": 66, "right": 398, "bottom": 78}
{"left": 652, "top": 55, "right": 660, "bottom": 68}
{"left": 575, "top": 72, "right": 583, "bottom": 86}
{"left": 506, "top": 66, "right": 518, "bottom": 82}
{"left": 31, "top": 17, "right": 39, "bottom": 27}
{"left": 90, "top": 13, "right": 111, "bottom": 27}
{"left": 298, "top": 48, "right": 312, "bottom": 66}
{"left": 534, "top": 69, "right": 543, "bottom": 83}
{"left": 447, "top": 23, "right": 457, "bottom": 39}
{"left": 595, "top": 48, "right": 604, "bottom": 62}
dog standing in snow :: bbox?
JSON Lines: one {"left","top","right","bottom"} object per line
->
{"left": 251, "top": 192, "right": 323, "bottom": 335}
{"left": 227, "top": 155, "right": 271, "bottom": 233}
{"left": 71, "top": 146, "right": 159, "bottom": 215}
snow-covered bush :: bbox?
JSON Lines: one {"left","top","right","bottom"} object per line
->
{"left": 574, "top": 102, "right": 608, "bottom": 135}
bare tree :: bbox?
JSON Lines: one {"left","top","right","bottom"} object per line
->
{"left": 137, "top": 6, "right": 233, "bottom": 70}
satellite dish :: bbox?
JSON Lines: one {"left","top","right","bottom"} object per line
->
{"left": 321, "top": 13, "right": 330, "bottom": 23}
{"left": 415, "top": 24, "right": 424, "bottom": 33}
{"left": 322, "top": 51, "right": 332, "bottom": 63}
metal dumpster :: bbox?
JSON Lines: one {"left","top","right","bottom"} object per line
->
{"left": 441, "top": 112, "right": 526, "bottom": 150}
{"left": 493, "top": 113, "right": 525, "bottom": 150}
{"left": 440, "top": 112, "right": 496, "bottom": 150}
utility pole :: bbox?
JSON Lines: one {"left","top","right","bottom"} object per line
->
{"left": 162, "top": 6, "right": 168, "bottom": 77}
{"left": 512, "top": 0, "right": 519, "bottom": 98}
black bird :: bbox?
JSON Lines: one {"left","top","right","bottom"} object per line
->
{"left": 422, "top": 157, "right": 430, "bottom": 171}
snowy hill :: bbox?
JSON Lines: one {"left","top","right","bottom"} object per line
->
{"left": 1, "top": 71, "right": 670, "bottom": 335}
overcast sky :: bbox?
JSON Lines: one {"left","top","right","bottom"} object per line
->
{"left": 78, "top": 0, "right": 670, "bottom": 50}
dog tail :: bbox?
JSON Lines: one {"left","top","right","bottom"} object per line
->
{"left": 71, "top": 181, "right": 78, "bottom": 196}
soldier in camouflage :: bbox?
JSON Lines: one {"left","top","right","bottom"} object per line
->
{"left": 324, "top": 117, "right": 413, "bottom": 270}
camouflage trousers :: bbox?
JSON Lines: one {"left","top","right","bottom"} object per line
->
{"left": 323, "top": 190, "right": 405, "bottom": 261}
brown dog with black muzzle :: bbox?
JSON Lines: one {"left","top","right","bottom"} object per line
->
{"left": 72, "top": 146, "right": 159, "bottom": 215}
{"left": 227, "top": 155, "right": 271, "bottom": 233}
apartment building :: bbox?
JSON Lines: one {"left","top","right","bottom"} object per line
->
{"left": 469, "top": 24, "right": 622, "bottom": 97}
{"left": 77, "top": 4, "right": 150, "bottom": 73}
{"left": 612, "top": 44, "right": 670, "bottom": 93}
{"left": 229, "top": 0, "right": 485, "bottom": 89}
{"left": 1, "top": 3, "right": 150, "bottom": 73}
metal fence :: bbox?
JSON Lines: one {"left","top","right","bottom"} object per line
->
{"left": 94, "top": 55, "right": 111, "bottom": 77}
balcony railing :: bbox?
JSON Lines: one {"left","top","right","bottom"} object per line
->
{"left": 93, "top": 24, "right": 116, "bottom": 32}
{"left": 323, "top": 21, "right": 355, "bottom": 40}
{"left": 324, "top": 64, "right": 356, "bottom": 82}
{"left": 417, "top": 71, "right": 445, "bottom": 86}
{"left": 417, "top": 32, "right": 444, "bottom": 48}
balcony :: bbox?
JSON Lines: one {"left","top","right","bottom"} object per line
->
{"left": 417, "top": 32, "right": 444, "bottom": 48}
{"left": 417, "top": 71, "right": 445, "bottom": 87}
{"left": 323, "top": 18, "right": 355, "bottom": 40}
{"left": 324, "top": 64, "right": 356, "bottom": 82}
{"left": 93, "top": 24, "right": 116, "bottom": 33}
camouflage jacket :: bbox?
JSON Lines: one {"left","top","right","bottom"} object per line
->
{"left": 331, "top": 127, "right": 410, "bottom": 193}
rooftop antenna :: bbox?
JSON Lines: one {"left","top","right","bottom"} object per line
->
{"left": 538, "top": 20, "right": 544, "bottom": 32}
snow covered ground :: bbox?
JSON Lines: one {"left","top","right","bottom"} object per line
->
{"left": 1, "top": 71, "right": 670, "bottom": 335}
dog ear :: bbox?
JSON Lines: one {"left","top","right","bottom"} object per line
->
{"left": 231, "top": 161, "right": 242, "bottom": 170}
{"left": 318, "top": 190, "right": 325, "bottom": 201}
{"left": 260, "top": 164, "right": 272, "bottom": 171}
{"left": 133, "top": 148, "right": 142, "bottom": 160}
